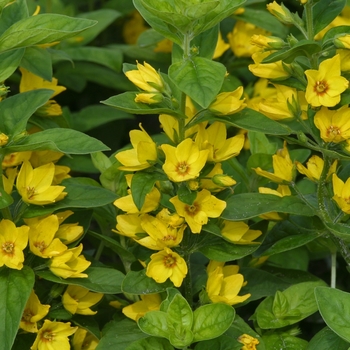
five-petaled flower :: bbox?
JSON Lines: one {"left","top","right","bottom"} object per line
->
{"left": 305, "top": 54, "right": 349, "bottom": 107}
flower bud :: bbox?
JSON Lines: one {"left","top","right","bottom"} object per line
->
{"left": 134, "top": 92, "right": 163, "bottom": 104}
{"left": 0, "top": 133, "right": 8, "bottom": 146}
{"left": 334, "top": 34, "right": 350, "bottom": 49}
{"left": 266, "top": 1, "right": 293, "bottom": 24}
{"left": 250, "top": 35, "right": 285, "bottom": 50}
{"left": 212, "top": 174, "right": 236, "bottom": 187}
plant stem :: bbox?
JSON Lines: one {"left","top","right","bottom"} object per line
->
{"left": 183, "top": 251, "right": 193, "bottom": 308}
{"left": 95, "top": 241, "right": 105, "bottom": 261}
{"left": 317, "top": 153, "right": 332, "bottom": 222}
{"left": 305, "top": 1, "right": 314, "bottom": 41}
{"left": 331, "top": 235, "right": 350, "bottom": 269}
{"left": 331, "top": 251, "right": 336, "bottom": 288}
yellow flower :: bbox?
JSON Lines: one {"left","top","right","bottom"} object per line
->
{"left": 195, "top": 122, "right": 244, "bottom": 162}
{"left": 16, "top": 160, "right": 67, "bottom": 205}
{"left": 31, "top": 320, "right": 78, "bottom": 350}
{"left": 338, "top": 49, "right": 350, "bottom": 72}
{"left": 314, "top": 105, "right": 350, "bottom": 143}
{"left": 332, "top": 173, "right": 350, "bottom": 214}
{"left": 161, "top": 138, "right": 209, "bottom": 182}
{"left": 115, "top": 214, "right": 145, "bottom": 238}
{"left": 200, "top": 163, "right": 236, "bottom": 192}
{"left": 72, "top": 328, "right": 99, "bottom": 350}
{"left": 134, "top": 92, "right": 163, "bottom": 104}
{"left": 122, "top": 11, "right": 148, "bottom": 45}
{"left": 334, "top": 34, "right": 350, "bottom": 49}
{"left": 249, "top": 51, "right": 291, "bottom": 80}
{"left": 305, "top": 55, "right": 349, "bottom": 107}
{"left": 253, "top": 142, "right": 294, "bottom": 183}
{"left": 27, "top": 215, "right": 67, "bottom": 258}
{"left": 221, "top": 221, "right": 262, "bottom": 244}
{"left": 2, "top": 151, "right": 31, "bottom": 168}
{"left": 258, "top": 84, "right": 298, "bottom": 121}
{"left": 20, "top": 290, "right": 50, "bottom": 333}
{"left": 49, "top": 244, "right": 91, "bottom": 278}
{"left": 146, "top": 247, "right": 188, "bottom": 287}
{"left": 266, "top": 1, "right": 293, "bottom": 24}
{"left": 238, "top": 333, "right": 260, "bottom": 350}
{"left": 3, "top": 167, "right": 17, "bottom": 195}
{"left": 122, "top": 293, "right": 162, "bottom": 321}
{"left": 20, "top": 68, "right": 66, "bottom": 117}
{"left": 227, "top": 21, "right": 270, "bottom": 58}
{"left": 258, "top": 185, "right": 291, "bottom": 221}
{"left": 247, "top": 79, "right": 276, "bottom": 111}
{"left": 170, "top": 189, "right": 227, "bottom": 233}
{"left": 206, "top": 261, "right": 251, "bottom": 305}
{"left": 116, "top": 124, "right": 158, "bottom": 171}
{"left": 0, "top": 132, "right": 8, "bottom": 146}
{"left": 296, "top": 155, "right": 337, "bottom": 182}
{"left": 213, "top": 32, "right": 230, "bottom": 59}
{"left": 135, "top": 214, "right": 185, "bottom": 250}
{"left": 250, "top": 35, "right": 284, "bottom": 50}
{"left": 125, "top": 61, "right": 164, "bottom": 92}
{"left": 208, "top": 87, "right": 246, "bottom": 115}
{"left": 0, "top": 219, "right": 29, "bottom": 270}
{"left": 62, "top": 285, "right": 103, "bottom": 315}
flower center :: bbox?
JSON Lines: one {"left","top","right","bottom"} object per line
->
{"left": 26, "top": 186, "right": 36, "bottom": 199}
{"left": 42, "top": 330, "right": 54, "bottom": 342}
{"left": 22, "top": 309, "right": 33, "bottom": 323}
{"left": 176, "top": 161, "right": 190, "bottom": 175}
{"left": 2, "top": 242, "right": 14, "bottom": 254}
{"left": 162, "top": 234, "right": 176, "bottom": 241}
{"left": 34, "top": 241, "right": 47, "bottom": 252}
{"left": 326, "top": 125, "right": 341, "bottom": 138}
{"left": 163, "top": 254, "right": 177, "bottom": 268}
{"left": 314, "top": 80, "right": 328, "bottom": 95}
{"left": 185, "top": 202, "right": 199, "bottom": 216}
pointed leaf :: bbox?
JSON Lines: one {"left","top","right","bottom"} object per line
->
{"left": 0, "top": 48, "right": 25, "bottom": 81}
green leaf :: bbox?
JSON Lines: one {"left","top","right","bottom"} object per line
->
{"left": 192, "top": 303, "right": 235, "bottom": 342}
{"left": 248, "top": 131, "right": 277, "bottom": 155}
{"left": 36, "top": 267, "right": 124, "bottom": 294}
{"left": 262, "top": 334, "right": 308, "bottom": 350}
{"left": 315, "top": 286, "right": 350, "bottom": 342}
{"left": 169, "top": 57, "right": 226, "bottom": 108}
{"left": 0, "top": 266, "right": 35, "bottom": 350}
{"left": 0, "top": 186, "right": 14, "bottom": 209}
{"left": 313, "top": 0, "right": 346, "bottom": 37}
{"left": 131, "top": 172, "right": 167, "bottom": 211}
{"left": 101, "top": 92, "right": 177, "bottom": 116}
{"left": 6, "top": 128, "right": 110, "bottom": 154}
{"left": 72, "top": 314, "right": 101, "bottom": 340}
{"left": 22, "top": 177, "right": 117, "bottom": 218}
{"left": 138, "top": 311, "right": 170, "bottom": 339}
{"left": 97, "top": 318, "right": 149, "bottom": 350}
{"left": 20, "top": 46, "right": 52, "bottom": 81}
{"left": 322, "top": 25, "right": 350, "bottom": 45}
{"left": 261, "top": 41, "right": 322, "bottom": 64}
{"left": 126, "top": 337, "right": 174, "bottom": 350}
{"left": 234, "top": 8, "right": 287, "bottom": 36}
{"left": 177, "top": 184, "right": 196, "bottom": 205}
{"left": 0, "top": 14, "right": 97, "bottom": 53}
{"left": 192, "top": 25, "right": 219, "bottom": 59}
{"left": 308, "top": 327, "right": 350, "bottom": 350}
{"left": 224, "top": 108, "right": 291, "bottom": 135}
{"left": 0, "top": 89, "right": 52, "bottom": 138}
{"left": 222, "top": 193, "right": 316, "bottom": 220}
{"left": 256, "top": 281, "right": 326, "bottom": 329}
{"left": 0, "top": 0, "right": 28, "bottom": 35}
{"left": 167, "top": 294, "right": 194, "bottom": 347}
{"left": 324, "top": 221, "right": 350, "bottom": 242}
{"left": 0, "top": 48, "right": 25, "bottom": 81}
{"left": 63, "top": 46, "right": 122, "bottom": 72}
{"left": 122, "top": 270, "right": 173, "bottom": 295}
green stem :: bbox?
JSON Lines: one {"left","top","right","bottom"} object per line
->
{"left": 95, "top": 241, "right": 105, "bottom": 261}
{"left": 331, "top": 235, "right": 350, "bottom": 268}
{"left": 305, "top": 1, "right": 314, "bottom": 41}
{"left": 317, "top": 153, "right": 332, "bottom": 222}
{"left": 0, "top": 151, "right": 12, "bottom": 221}
{"left": 331, "top": 251, "right": 337, "bottom": 288}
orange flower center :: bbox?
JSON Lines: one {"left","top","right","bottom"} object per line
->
{"left": 26, "top": 186, "right": 36, "bottom": 199}
{"left": 185, "top": 202, "right": 199, "bottom": 216}
{"left": 34, "top": 241, "right": 47, "bottom": 252}
{"left": 2, "top": 242, "right": 14, "bottom": 254}
{"left": 176, "top": 161, "right": 190, "bottom": 175}
{"left": 162, "top": 234, "right": 176, "bottom": 242}
{"left": 326, "top": 125, "right": 341, "bottom": 138}
{"left": 163, "top": 254, "right": 177, "bottom": 268}
{"left": 22, "top": 309, "right": 33, "bottom": 323}
{"left": 314, "top": 80, "right": 328, "bottom": 95}
{"left": 41, "top": 330, "right": 54, "bottom": 342}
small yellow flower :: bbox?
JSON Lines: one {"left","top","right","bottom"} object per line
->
{"left": 238, "top": 333, "right": 260, "bottom": 350}
{"left": 195, "top": 122, "right": 245, "bottom": 162}
{"left": 170, "top": 189, "right": 227, "bottom": 234}
{"left": 116, "top": 124, "right": 158, "bottom": 171}
{"left": 2, "top": 151, "right": 31, "bottom": 168}
{"left": 0, "top": 132, "right": 8, "bottom": 146}
{"left": 135, "top": 92, "right": 163, "bottom": 104}
{"left": 305, "top": 55, "right": 349, "bottom": 107}
{"left": 20, "top": 290, "right": 50, "bottom": 333}
{"left": 209, "top": 87, "right": 246, "bottom": 115}
{"left": 332, "top": 173, "right": 350, "bottom": 214}
{"left": 62, "top": 285, "right": 103, "bottom": 315}
{"left": 16, "top": 160, "right": 67, "bottom": 205}
{"left": 206, "top": 261, "right": 251, "bottom": 305}
{"left": 249, "top": 51, "right": 291, "bottom": 79}
{"left": 115, "top": 214, "right": 145, "bottom": 238}
{"left": 72, "top": 328, "right": 99, "bottom": 350}
{"left": 146, "top": 247, "right": 188, "bottom": 287}
{"left": 161, "top": 138, "right": 209, "bottom": 182}
{"left": 338, "top": 49, "right": 350, "bottom": 72}
{"left": 27, "top": 214, "right": 67, "bottom": 258}
{"left": 2, "top": 167, "right": 17, "bottom": 195}
{"left": 122, "top": 11, "right": 148, "bottom": 45}
{"left": 0, "top": 219, "right": 29, "bottom": 270}
{"left": 221, "top": 221, "right": 262, "bottom": 244}
{"left": 31, "top": 320, "right": 78, "bottom": 350}
{"left": 253, "top": 142, "right": 294, "bottom": 183}
{"left": 49, "top": 244, "right": 91, "bottom": 278}
{"left": 296, "top": 155, "right": 337, "bottom": 182}
{"left": 125, "top": 61, "right": 164, "bottom": 92}
{"left": 266, "top": 1, "right": 293, "bottom": 24}
{"left": 213, "top": 32, "right": 230, "bottom": 59}
{"left": 122, "top": 293, "right": 162, "bottom": 321}
{"left": 314, "top": 105, "right": 350, "bottom": 143}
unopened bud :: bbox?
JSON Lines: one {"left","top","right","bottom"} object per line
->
{"left": 266, "top": 1, "right": 293, "bottom": 24}
{"left": 251, "top": 35, "right": 285, "bottom": 50}
{"left": 134, "top": 92, "right": 163, "bottom": 104}
{"left": 212, "top": 174, "right": 236, "bottom": 187}
{"left": 0, "top": 133, "right": 8, "bottom": 146}
{"left": 334, "top": 34, "right": 350, "bottom": 50}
